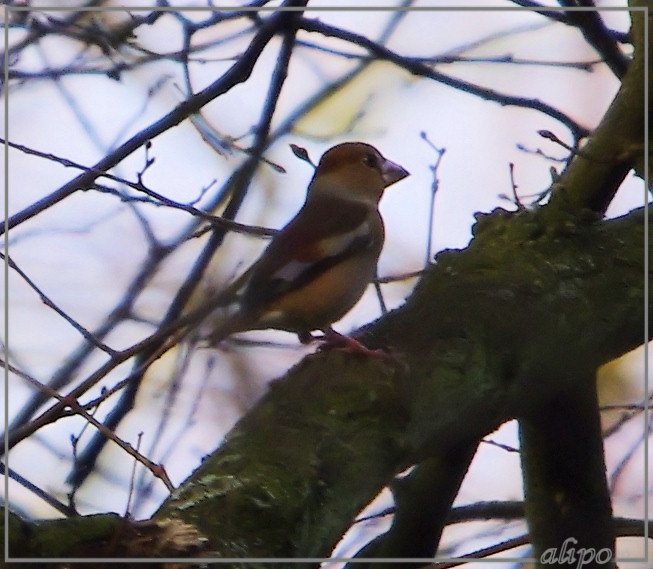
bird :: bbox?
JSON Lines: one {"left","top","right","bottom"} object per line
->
{"left": 203, "top": 141, "right": 409, "bottom": 353}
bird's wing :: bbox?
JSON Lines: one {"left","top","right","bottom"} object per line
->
{"left": 241, "top": 198, "right": 381, "bottom": 312}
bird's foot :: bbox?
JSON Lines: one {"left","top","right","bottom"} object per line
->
{"left": 315, "top": 327, "right": 390, "bottom": 359}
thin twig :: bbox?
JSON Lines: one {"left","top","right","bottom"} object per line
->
{"left": 299, "top": 17, "right": 591, "bottom": 140}
{"left": 5, "top": 360, "right": 174, "bottom": 491}
{"left": 2, "top": 253, "right": 117, "bottom": 355}
{"left": 2, "top": 138, "right": 276, "bottom": 238}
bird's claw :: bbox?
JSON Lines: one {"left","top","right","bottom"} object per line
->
{"left": 315, "top": 328, "right": 391, "bottom": 359}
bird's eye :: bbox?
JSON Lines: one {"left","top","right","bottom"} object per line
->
{"left": 362, "top": 153, "right": 377, "bottom": 168}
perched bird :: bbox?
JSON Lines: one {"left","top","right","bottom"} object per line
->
{"left": 205, "top": 142, "right": 409, "bottom": 351}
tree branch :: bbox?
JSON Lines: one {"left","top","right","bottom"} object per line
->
{"left": 549, "top": 2, "right": 647, "bottom": 214}
{"left": 558, "top": 0, "right": 629, "bottom": 79}
{"left": 520, "top": 378, "right": 616, "bottom": 568}
{"left": 65, "top": 0, "right": 309, "bottom": 491}
{"left": 298, "top": 17, "right": 591, "bottom": 140}
{"left": 148, "top": 204, "right": 648, "bottom": 558}
{"left": 1, "top": 6, "right": 287, "bottom": 236}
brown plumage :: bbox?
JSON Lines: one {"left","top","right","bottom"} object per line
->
{"left": 206, "top": 142, "right": 409, "bottom": 348}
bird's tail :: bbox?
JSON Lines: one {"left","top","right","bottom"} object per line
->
{"left": 183, "top": 262, "right": 258, "bottom": 347}
{"left": 200, "top": 306, "right": 255, "bottom": 347}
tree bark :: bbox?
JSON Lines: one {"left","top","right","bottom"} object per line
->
{"left": 520, "top": 378, "right": 616, "bottom": 568}
{"left": 153, "top": 204, "right": 649, "bottom": 559}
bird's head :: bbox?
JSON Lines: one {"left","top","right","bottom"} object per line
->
{"left": 307, "top": 142, "right": 409, "bottom": 205}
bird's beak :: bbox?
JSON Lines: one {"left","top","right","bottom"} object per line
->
{"left": 381, "top": 159, "right": 409, "bottom": 188}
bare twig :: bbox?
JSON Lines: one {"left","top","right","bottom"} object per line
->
{"left": 421, "top": 132, "right": 446, "bottom": 265}
{"left": 298, "top": 17, "right": 591, "bottom": 140}
{"left": 5, "top": 360, "right": 174, "bottom": 491}
{"left": 2, "top": 138, "right": 277, "bottom": 238}
{"left": 2, "top": 253, "right": 117, "bottom": 355}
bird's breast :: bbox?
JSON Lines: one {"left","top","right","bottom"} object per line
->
{"left": 258, "top": 246, "right": 380, "bottom": 334}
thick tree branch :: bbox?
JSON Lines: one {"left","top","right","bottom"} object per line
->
{"left": 520, "top": 378, "right": 616, "bottom": 568}
{"left": 6, "top": 201, "right": 648, "bottom": 561}
{"left": 147, "top": 203, "right": 648, "bottom": 559}
{"left": 349, "top": 444, "right": 478, "bottom": 567}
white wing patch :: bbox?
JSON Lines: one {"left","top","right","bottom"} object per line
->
{"left": 272, "top": 259, "right": 312, "bottom": 282}
{"left": 319, "top": 220, "right": 371, "bottom": 256}
{"left": 271, "top": 220, "right": 371, "bottom": 283}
